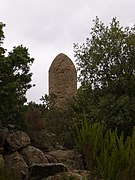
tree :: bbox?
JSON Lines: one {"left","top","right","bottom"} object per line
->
{"left": 0, "top": 23, "right": 34, "bottom": 127}
{"left": 74, "top": 17, "right": 135, "bottom": 135}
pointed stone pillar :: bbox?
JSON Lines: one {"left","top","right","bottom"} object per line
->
{"left": 49, "top": 53, "right": 77, "bottom": 107}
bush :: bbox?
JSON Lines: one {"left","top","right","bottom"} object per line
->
{"left": 25, "top": 98, "right": 75, "bottom": 149}
{"left": 75, "top": 115, "right": 135, "bottom": 179}
{"left": 25, "top": 102, "right": 46, "bottom": 131}
{"left": 43, "top": 106, "right": 75, "bottom": 149}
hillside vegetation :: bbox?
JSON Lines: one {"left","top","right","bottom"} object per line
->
{"left": 1, "top": 18, "right": 135, "bottom": 179}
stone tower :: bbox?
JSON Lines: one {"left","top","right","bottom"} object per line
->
{"left": 49, "top": 53, "right": 77, "bottom": 107}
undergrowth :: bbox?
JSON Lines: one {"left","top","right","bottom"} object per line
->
{"left": 75, "top": 115, "right": 135, "bottom": 180}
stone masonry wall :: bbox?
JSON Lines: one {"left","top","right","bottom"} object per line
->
{"left": 49, "top": 53, "right": 77, "bottom": 107}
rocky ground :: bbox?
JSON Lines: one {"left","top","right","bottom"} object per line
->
{"left": 0, "top": 125, "right": 100, "bottom": 180}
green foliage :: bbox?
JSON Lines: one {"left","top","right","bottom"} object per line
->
{"left": 25, "top": 102, "right": 46, "bottom": 131}
{"left": 0, "top": 22, "right": 6, "bottom": 58}
{"left": 75, "top": 116, "right": 135, "bottom": 180}
{"left": 75, "top": 115, "right": 103, "bottom": 170}
{"left": 39, "top": 94, "right": 75, "bottom": 149}
{"left": 40, "top": 93, "right": 57, "bottom": 109}
{"left": 74, "top": 17, "right": 135, "bottom": 135}
{"left": 0, "top": 23, "right": 34, "bottom": 128}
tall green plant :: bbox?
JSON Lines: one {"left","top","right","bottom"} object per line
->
{"left": 75, "top": 116, "right": 135, "bottom": 179}
{"left": 75, "top": 115, "right": 103, "bottom": 170}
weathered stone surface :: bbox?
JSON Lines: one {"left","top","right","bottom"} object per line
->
{"left": 49, "top": 53, "right": 77, "bottom": 107}
{"left": 38, "top": 130, "right": 58, "bottom": 152}
{"left": 29, "top": 163, "right": 68, "bottom": 180}
{"left": 0, "top": 154, "right": 4, "bottom": 168}
{"left": 4, "top": 151, "right": 28, "bottom": 177}
{"left": 20, "top": 145, "right": 48, "bottom": 166}
{"left": 46, "top": 150, "right": 83, "bottom": 170}
{"left": 45, "top": 154, "right": 59, "bottom": 163}
{"left": 0, "top": 128, "right": 8, "bottom": 146}
{"left": 47, "top": 171, "right": 89, "bottom": 180}
{"left": 28, "top": 130, "right": 63, "bottom": 152}
{"left": 6, "top": 131, "right": 30, "bottom": 151}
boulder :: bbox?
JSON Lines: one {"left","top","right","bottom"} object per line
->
{"left": 4, "top": 151, "right": 28, "bottom": 178}
{"left": 46, "top": 172, "right": 88, "bottom": 180}
{"left": 28, "top": 130, "right": 60, "bottom": 152}
{"left": 6, "top": 131, "right": 30, "bottom": 151}
{"left": 0, "top": 128, "right": 8, "bottom": 146}
{"left": 45, "top": 154, "right": 59, "bottom": 163}
{"left": 29, "top": 163, "right": 68, "bottom": 180}
{"left": 20, "top": 145, "right": 48, "bottom": 166}
{"left": 46, "top": 149, "right": 83, "bottom": 170}
{"left": 39, "top": 130, "right": 58, "bottom": 151}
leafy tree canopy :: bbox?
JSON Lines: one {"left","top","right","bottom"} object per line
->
{"left": 0, "top": 22, "right": 34, "bottom": 127}
{"left": 74, "top": 17, "right": 135, "bottom": 135}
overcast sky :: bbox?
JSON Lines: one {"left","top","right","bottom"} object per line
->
{"left": 1, "top": 0, "right": 135, "bottom": 103}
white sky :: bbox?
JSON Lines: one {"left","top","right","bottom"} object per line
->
{"left": 0, "top": 0, "right": 135, "bottom": 103}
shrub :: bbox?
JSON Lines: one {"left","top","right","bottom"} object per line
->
{"left": 75, "top": 115, "right": 135, "bottom": 179}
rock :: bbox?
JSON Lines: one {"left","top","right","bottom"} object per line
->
{"left": 49, "top": 53, "right": 77, "bottom": 107}
{"left": 46, "top": 172, "right": 79, "bottom": 180}
{"left": 20, "top": 145, "right": 48, "bottom": 166}
{"left": 46, "top": 149, "right": 83, "bottom": 170}
{"left": 40, "top": 130, "right": 58, "bottom": 151}
{"left": 0, "top": 154, "right": 4, "bottom": 168}
{"left": 46, "top": 172, "right": 87, "bottom": 180}
{"left": 29, "top": 163, "right": 68, "bottom": 180}
{"left": 0, "top": 128, "right": 8, "bottom": 146}
{"left": 45, "top": 154, "right": 59, "bottom": 163}
{"left": 28, "top": 130, "right": 60, "bottom": 152}
{"left": 46, "top": 173, "right": 79, "bottom": 180}
{"left": 4, "top": 151, "right": 28, "bottom": 178}
{"left": 6, "top": 131, "right": 30, "bottom": 151}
